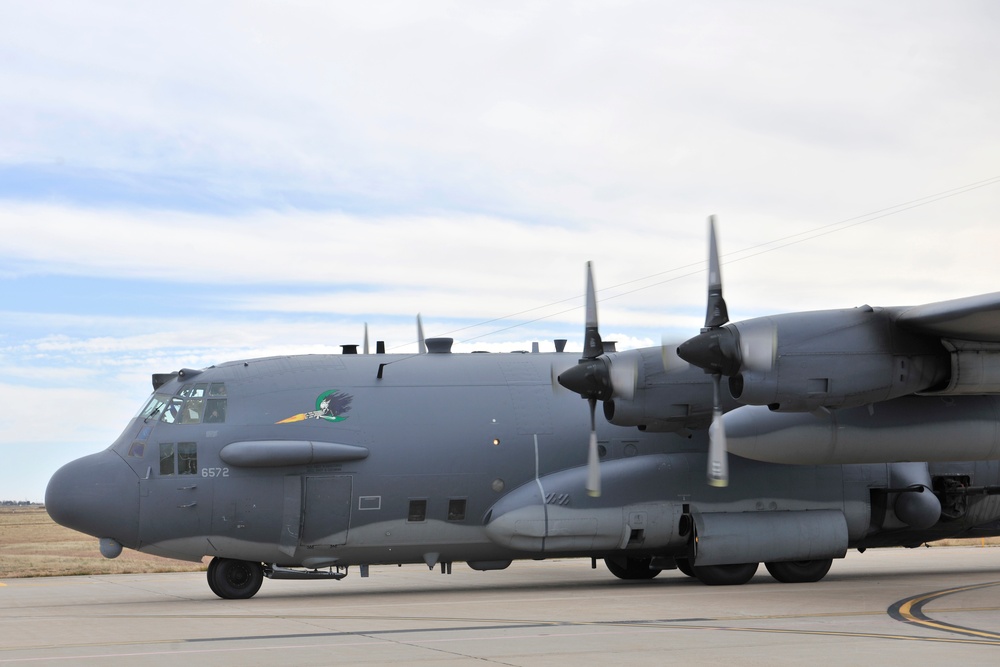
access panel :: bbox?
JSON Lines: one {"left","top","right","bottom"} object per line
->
{"left": 300, "top": 475, "right": 352, "bottom": 547}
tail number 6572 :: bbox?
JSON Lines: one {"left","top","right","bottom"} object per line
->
{"left": 201, "top": 467, "right": 230, "bottom": 478}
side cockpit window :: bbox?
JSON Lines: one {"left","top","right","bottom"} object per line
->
{"left": 158, "top": 442, "right": 197, "bottom": 475}
{"left": 205, "top": 383, "right": 227, "bottom": 423}
{"left": 159, "top": 443, "right": 175, "bottom": 475}
{"left": 159, "top": 382, "right": 227, "bottom": 425}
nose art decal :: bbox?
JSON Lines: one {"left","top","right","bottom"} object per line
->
{"left": 277, "top": 390, "right": 353, "bottom": 424}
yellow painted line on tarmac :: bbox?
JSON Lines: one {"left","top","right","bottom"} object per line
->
{"left": 889, "top": 581, "right": 1000, "bottom": 641}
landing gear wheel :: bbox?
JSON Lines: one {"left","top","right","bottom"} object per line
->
{"left": 692, "top": 562, "right": 758, "bottom": 586}
{"left": 674, "top": 557, "right": 695, "bottom": 578}
{"left": 604, "top": 557, "right": 661, "bottom": 580}
{"left": 207, "top": 557, "right": 264, "bottom": 599}
{"left": 765, "top": 559, "right": 833, "bottom": 583}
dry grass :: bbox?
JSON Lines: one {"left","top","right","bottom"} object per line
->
{"left": 0, "top": 507, "right": 205, "bottom": 578}
{"left": 3, "top": 506, "right": 999, "bottom": 579}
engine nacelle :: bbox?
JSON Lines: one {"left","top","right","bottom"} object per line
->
{"left": 601, "top": 349, "right": 718, "bottom": 431}
{"left": 725, "top": 307, "right": 949, "bottom": 411}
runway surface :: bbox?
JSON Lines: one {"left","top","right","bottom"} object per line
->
{"left": 3, "top": 547, "right": 1000, "bottom": 665}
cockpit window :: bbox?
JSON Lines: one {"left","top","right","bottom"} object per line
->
{"left": 204, "top": 398, "right": 227, "bottom": 423}
{"left": 180, "top": 398, "right": 204, "bottom": 424}
{"left": 177, "top": 442, "right": 198, "bottom": 474}
{"left": 158, "top": 383, "right": 227, "bottom": 424}
{"left": 159, "top": 443, "right": 175, "bottom": 475}
{"left": 137, "top": 394, "right": 170, "bottom": 421}
{"left": 158, "top": 442, "right": 197, "bottom": 475}
{"left": 160, "top": 397, "right": 184, "bottom": 424}
{"left": 180, "top": 383, "right": 208, "bottom": 398}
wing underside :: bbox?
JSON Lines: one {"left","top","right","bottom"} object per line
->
{"left": 896, "top": 292, "right": 1000, "bottom": 342}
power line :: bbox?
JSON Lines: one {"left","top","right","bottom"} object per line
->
{"left": 431, "top": 174, "right": 1000, "bottom": 345}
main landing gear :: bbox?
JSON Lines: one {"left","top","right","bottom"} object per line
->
{"left": 764, "top": 558, "right": 833, "bottom": 583}
{"left": 605, "top": 557, "right": 835, "bottom": 585}
{"left": 604, "top": 556, "right": 662, "bottom": 580}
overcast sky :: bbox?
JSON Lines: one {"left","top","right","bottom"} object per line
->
{"left": 2, "top": 1, "right": 999, "bottom": 501}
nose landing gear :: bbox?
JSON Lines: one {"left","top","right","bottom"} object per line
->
{"left": 207, "top": 557, "right": 264, "bottom": 599}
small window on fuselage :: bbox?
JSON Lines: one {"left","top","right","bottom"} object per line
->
{"left": 408, "top": 499, "right": 427, "bottom": 522}
{"left": 448, "top": 499, "right": 467, "bottom": 521}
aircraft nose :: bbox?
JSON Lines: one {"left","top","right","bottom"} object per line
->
{"left": 46, "top": 450, "right": 140, "bottom": 549}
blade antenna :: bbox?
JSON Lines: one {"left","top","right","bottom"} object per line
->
{"left": 417, "top": 314, "right": 427, "bottom": 354}
{"left": 364, "top": 323, "right": 370, "bottom": 355}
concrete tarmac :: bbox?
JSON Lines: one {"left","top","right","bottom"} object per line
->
{"left": 2, "top": 547, "right": 1000, "bottom": 665}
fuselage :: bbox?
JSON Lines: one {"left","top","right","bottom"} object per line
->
{"left": 46, "top": 348, "right": 1000, "bottom": 577}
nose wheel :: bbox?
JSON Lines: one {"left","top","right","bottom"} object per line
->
{"left": 207, "top": 557, "right": 264, "bottom": 599}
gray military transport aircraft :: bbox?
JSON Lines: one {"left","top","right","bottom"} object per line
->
{"left": 46, "top": 219, "right": 1000, "bottom": 598}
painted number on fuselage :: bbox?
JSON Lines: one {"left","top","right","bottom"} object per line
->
{"left": 201, "top": 467, "right": 230, "bottom": 478}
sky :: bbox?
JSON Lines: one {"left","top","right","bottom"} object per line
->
{"left": 2, "top": 1, "right": 999, "bottom": 501}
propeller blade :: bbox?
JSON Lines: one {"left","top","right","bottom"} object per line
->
{"left": 707, "top": 373, "right": 729, "bottom": 487}
{"left": 582, "top": 261, "right": 604, "bottom": 360}
{"left": 417, "top": 314, "right": 427, "bottom": 354}
{"left": 586, "top": 397, "right": 601, "bottom": 497}
{"left": 704, "top": 215, "right": 729, "bottom": 329}
{"left": 607, "top": 354, "right": 637, "bottom": 401}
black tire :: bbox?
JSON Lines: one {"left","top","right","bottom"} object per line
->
{"left": 604, "top": 557, "right": 661, "bottom": 580}
{"left": 765, "top": 558, "right": 833, "bottom": 583}
{"left": 692, "top": 562, "right": 758, "bottom": 586}
{"left": 674, "top": 557, "right": 695, "bottom": 578}
{"left": 207, "top": 557, "right": 264, "bottom": 599}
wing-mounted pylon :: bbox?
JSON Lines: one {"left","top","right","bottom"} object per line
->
{"left": 557, "top": 262, "right": 638, "bottom": 497}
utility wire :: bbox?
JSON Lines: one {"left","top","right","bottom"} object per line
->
{"left": 414, "top": 175, "right": 1000, "bottom": 347}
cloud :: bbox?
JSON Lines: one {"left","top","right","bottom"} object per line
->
{"left": 4, "top": 2, "right": 1000, "bottom": 502}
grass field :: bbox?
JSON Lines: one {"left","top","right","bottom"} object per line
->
{"left": 2, "top": 506, "right": 997, "bottom": 579}
{"left": 0, "top": 507, "right": 205, "bottom": 578}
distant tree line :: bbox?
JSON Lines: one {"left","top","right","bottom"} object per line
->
{"left": 2, "top": 500, "right": 38, "bottom": 506}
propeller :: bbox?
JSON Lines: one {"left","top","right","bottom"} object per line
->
{"left": 677, "top": 216, "right": 731, "bottom": 487}
{"left": 556, "top": 261, "right": 639, "bottom": 497}
{"left": 556, "top": 262, "right": 610, "bottom": 497}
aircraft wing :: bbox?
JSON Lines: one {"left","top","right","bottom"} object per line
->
{"left": 896, "top": 292, "right": 1000, "bottom": 342}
